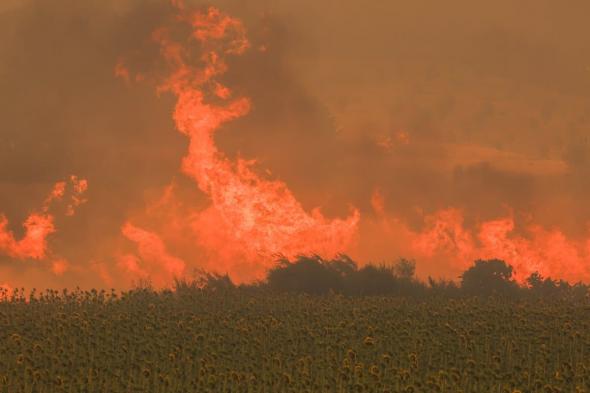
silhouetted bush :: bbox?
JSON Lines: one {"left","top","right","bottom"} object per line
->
{"left": 526, "top": 271, "right": 559, "bottom": 297}
{"left": 161, "top": 254, "right": 590, "bottom": 299}
{"left": 349, "top": 263, "right": 426, "bottom": 296}
{"left": 525, "top": 271, "right": 589, "bottom": 300}
{"left": 460, "top": 259, "right": 519, "bottom": 296}
{"left": 393, "top": 258, "right": 416, "bottom": 279}
{"left": 266, "top": 255, "right": 427, "bottom": 296}
{"left": 267, "top": 255, "right": 343, "bottom": 294}
{"left": 173, "top": 270, "right": 235, "bottom": 297}
{"left": 345, "top": 265, "right": 397, "bottom": 295}
{"left": 428, "top": 277, "right": 461, "bottom": 297}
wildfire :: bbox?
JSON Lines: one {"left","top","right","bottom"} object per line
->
{"left": 3, "top": 1, "right": 589, "bottom": 289}
{"left": 113, "top": 1, "right": 590, "bottom": 287}
{"left": 116, "top": 1, "right": 359, "bottom": 284}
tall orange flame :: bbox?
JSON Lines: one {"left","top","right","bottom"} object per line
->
{"left": 117, "top": 2, "right": 359, "bottom": 284}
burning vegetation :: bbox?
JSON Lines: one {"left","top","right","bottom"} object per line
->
{"left": 1, "top": 0, "right": 590, "bottom": 290}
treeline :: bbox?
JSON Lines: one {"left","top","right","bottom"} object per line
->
{"left": 183, "top": 255, "right": 590, "bottom": 300}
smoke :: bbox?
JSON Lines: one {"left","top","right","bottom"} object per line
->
{"left": 2, "top": 0, "right": 590, "bottom": 288}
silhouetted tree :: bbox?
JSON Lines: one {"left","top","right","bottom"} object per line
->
{"left": 525, "top": 271, "right": 560, "bottom": 297}
{"left": 267, "top": 255, "right": 342, "bottom": 294}
{"left": 261, "top": 254, "right": 587, "bottom": 299}
{"left": 330, "top": 254, "right": 358, "bottom": 278}
{"left": 526, "top": 271, "right": 544, "bottom": 289}
{"left": 461, "top": 259, "right": 518, "bottom": 296}
{"left": 394, "top": 258, "right": 416, "bottom": 280}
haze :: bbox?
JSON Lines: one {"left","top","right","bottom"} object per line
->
{"left": 1, "top": 0, "right": 590, "bottom": 289}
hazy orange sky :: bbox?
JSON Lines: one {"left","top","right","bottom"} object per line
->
{"left": 1, "top": 0, "right": 590, "bottom": 289}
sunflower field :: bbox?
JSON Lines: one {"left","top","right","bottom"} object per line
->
{"left": 0, "top": 287, "right": 589, "bottom": 392}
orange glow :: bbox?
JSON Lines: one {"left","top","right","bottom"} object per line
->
{"left": 114, "top": 60, "right": 131, "bottom": 84}
{"left": 371, "top": 188, "right": 385, "bottom": 216}
{"left": 51, "top": 259, "right": 69, "bottom": 276}
{"left": 395, "top": 130, "right": 410, "bottom": 145}
{"left": 91, "top": 261, "right": 114, "bottom": 289}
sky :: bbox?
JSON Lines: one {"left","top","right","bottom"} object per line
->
{"left": 1, "top": 0, "right": 590, "bottom": 289}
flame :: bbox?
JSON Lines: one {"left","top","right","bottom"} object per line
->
{"left": 411, "top": 208, "right": 590, "bottom": 283}
{"left": 371, "top": 188, "right": 385, "bottom": 216}
{"left": 0, "top": 176, "right": 87, "bottom": 279}
{"left": 91, "top": 261, "right": 114, "bottom": 289}
{"left": 46, "top": 181, "right": 66, "bottom": 204}
{"left": 65, "top": 176, "right": 88, "bottom": 216}
{"left": 0, "top": 213, "right": 55, "bottom": 260}
{"left": 117, "top": 2, "right": 359, "bottom": 284}
{"left": 119, "top": 223, "right": 186, "bottom": 287}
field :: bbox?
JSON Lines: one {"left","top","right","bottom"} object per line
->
{"left": 0, "top": 288, "right": 589, "bottom": 393}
